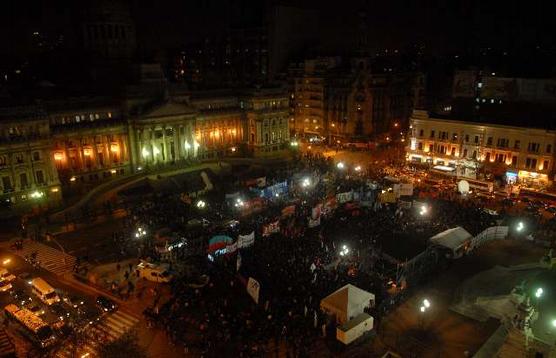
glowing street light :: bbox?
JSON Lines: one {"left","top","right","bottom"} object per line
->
{"left": 552, "top": 319, "right": 556, "bottom": 328}
{"left": 2, "top": 258, "right": 11, "bottom": 265}
{"left": 419, "top": 205, "right": 428, "bottom": 216}
{"left": 234, "top": 198, "right": 245, "bottom": 208}
{"left": 339, "top": 245, "right": 350, "bottom": 256}
{"left": 336, "top": 162, "right": 345, "bottom": 170}
{"left": 423, "top": 299, "right": 431, "bottom": 308}
{"left": 135, "top": 227, "right": 147, "bottom": 238}
{"left": 516, "top": 221, "right": 525, "bottom": 232}
{"left": 302, "top": 178, "right": 311, "bottom": 188}
{"left": 354, "top": 165, "right": 362, "bottom": 172}
{"left": 420, "top": 306, "right": 426, "bottom": 313}
{"left": 535, "top": 287, "right": 544, "bottom": 298}
{"left": 290, "top": 141, "right": 299, "bottom": 147}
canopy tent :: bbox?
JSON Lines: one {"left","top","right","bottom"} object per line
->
{"left": 429, "top": 226, "right": 472, "bottom": 258}
{"left": 320, "top": 284, "right": 375, "bottom": 325}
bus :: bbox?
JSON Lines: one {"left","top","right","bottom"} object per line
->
{"left": 4, "top": 304, "right": 56, "bottom": 348}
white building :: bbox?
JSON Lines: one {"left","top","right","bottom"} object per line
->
{"left": 407, "top": 110, "right": 556, "bottom": 188}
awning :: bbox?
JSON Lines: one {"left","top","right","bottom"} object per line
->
{"left": 433, "top": 165, "right": 456, "bottom": 172}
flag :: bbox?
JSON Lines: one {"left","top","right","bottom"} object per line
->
{"left": 262, "top": 220, "right": 280, "bottom": 237}
{"left": 236, "top": 252, "right": 242, "bottom": 272}
{"left": 246, "top": 277, "right": 260, "bottom": 304}
{"left": 226, "top": 242, "right": 238, "bottom": 255}
{"left": 237, "top": 231, "right": 255, "bottom": 248}
{"left": 311, "top": 203, "right": 322, "bottom": 220}
{"left": 308, "top": 216, "right": 321, "bottom": 228}
{"left": 208, "top": 235, "right": 233, "bottom": 252}
{"left": 281, "top": 205, "right": 296, "bottom": 218}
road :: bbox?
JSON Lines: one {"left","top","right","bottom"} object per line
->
{"left": 0, "top": 248, "right": 175, "bottom": 357}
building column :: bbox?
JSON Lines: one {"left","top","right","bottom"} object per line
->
{"left": 161, "top": 126, "right": 167, "bottom": 164}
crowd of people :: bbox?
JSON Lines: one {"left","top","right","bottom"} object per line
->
{"left": 118, "top": 150, "right": 509, "bottom": 357}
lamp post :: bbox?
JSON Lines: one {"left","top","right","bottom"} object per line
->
{"left": 419, "top": 298, "right": 431, "bottom": 330}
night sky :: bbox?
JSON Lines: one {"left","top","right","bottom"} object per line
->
{"left": 0, "top": 0, "right": 554, "bottom": 66}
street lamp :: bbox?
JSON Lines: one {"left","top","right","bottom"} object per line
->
{"left": 419, "top": 205, "right": 428, "bottom": 216}
{"left": 196, "top": 200, "right": 206, "bottom": 209}
{"left": 2, "top": 258, "right": 10, "bottom": 265}
{"left": 552, "top": 319, "right": 556, "bottom": 328}
{"left": 302, "top": 178, "right": 311, "bottom": 188}
{"left": 354, "top": 165, "right": 362, "bottom": 172}
{"left": 516, "top": 221, "right": 525, "bottom": 232}
{"left": 535, "top": 287, "right": 544, "bottom": 298}
{"left": 135, "top": 227, "right": 147, "bottom": 238}
{"left": 339, "top": 245, "right": 350, "bottom": 256}
{"left": 423, "top": 298, "right": 431, "bottom": 308}
{"left": 234, "top": 198, "right": 245, "bottom": 208}
{"left": 337, "top": 162, "right": 345, "bottom": 170}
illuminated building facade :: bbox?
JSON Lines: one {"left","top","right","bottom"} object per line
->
{"left": 0, "top": 107, "right": 62, "bottom": 209}
{"left": 288, "top": 57, "right": 424, "bottom": 140}
{"left": 407, "top": 110, "right": 556, "bottom": 188}
{"left": 0, "top": 87, "right": 289, "bottom": 211}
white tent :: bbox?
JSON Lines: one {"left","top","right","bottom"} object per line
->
{"left": 429, "top": 226, "right": 472, "bottom": 258}
{"left": 320, "top": 284, "right": 375, "bottom": 325}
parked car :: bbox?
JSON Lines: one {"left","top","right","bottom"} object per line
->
{"left": 25, "top": 302, "right": 46, "bottom": 316}
{"left": 62, "top": 295, "right": 85, "bottom": 309}
{"left": 50, "top": 303, "right": 72, "bottom": 322}
{"left": 96, "top": 296, "right": 117, "bottom": 313}
{"left": 0, "top": 268, "right": 16, "bottom": 282}
{"left": 0, "top": 280, "right": 12, "bottom": 292}
{"left": 77, "top": 306, "right": 101, "bottom": 327}
{"left": 11, "top": 289, "right": 32, "bottom": 306}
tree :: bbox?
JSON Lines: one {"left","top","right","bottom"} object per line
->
{"left": 98, "top": 330, "right": 147, "bottom": 358}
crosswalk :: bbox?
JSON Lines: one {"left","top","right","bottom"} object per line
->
{"left": 0, "top": 328, "right": 15, "bottom": 357}
{"left": 0, "top": 239, "right": 76, "bottom": 275}
{"left": 56, "top": 310, "right": 140, "bottom": 358}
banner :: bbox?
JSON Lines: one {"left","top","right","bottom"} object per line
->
{"left": 237, "top": 231, "right": 255, "bottom": 248}
{"left": 336, "top": 191, "right": 353, "bottom": 204}
{"left": 225, "top": 192, "right": 241, "bottom": 201}
{"left": 247, "top": 277, "right": 260, "bottom": 304}
{"left": 281, "top": 205, "right": 296, "bottom": 218}
{"left": 311, "top": 203, "right": 322, "bottom": 220}
{"left": 226, "top": 242, "right": 238, "bottom": 255}
{"left": 379, "top": 192, "right": 397, "bottom": 203}
{"left": 308, "top": 216, "right": 321, "bottom": 228}
{"left": 208, "top": 235, "right": 233, "bottom": 252}
{"left": 393, "top": 183, "right": 413, "bottom": 198}
{"left": 262, "top": 221, "right": 280, "bottom": 237}
{"left": 263, "top": 181, "right": 288, "bottom": 199}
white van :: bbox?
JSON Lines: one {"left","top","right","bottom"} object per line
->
{"left": 136, "top": 261, "right": 173, "bottom": 283}
{"left": 0, "top": 268, "right": 16, "bottom": 282}
{"left": 31, "top": 278, "right": 60, "bottom": 305}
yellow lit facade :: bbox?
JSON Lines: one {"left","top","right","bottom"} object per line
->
{"left": 0, "top": 87, "right": 289, "bottom": 211}
{"left": 407, "top": 110, "right": 556, "bottom": 188}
